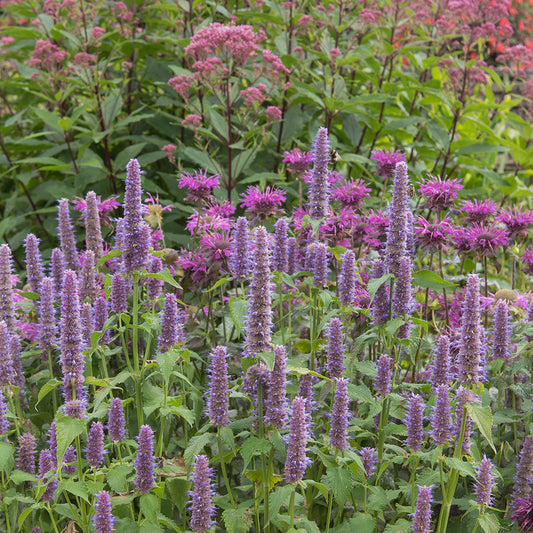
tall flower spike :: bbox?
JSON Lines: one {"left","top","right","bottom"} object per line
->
{"left": 158, "top": 293, "right": 181, "bottom": 353}
{"left": 412, "top": 485, "right": 433, "bottom": 533}
{"left": 94, "top": 296, "right": 110, "bottom": 344}
{"left": 265, "top": 345, "right": 288, "bottom": 429}
{"left": 475, "top": 455, "right": 495, "bottom": 510}
{"left": 0, "top": 320, "right": 15, "bottom": 387}
{"left": 86, "top": 421, "right": 106, "bottom": 468}
{"left": 16, "top": 433, "right": 37, "bottom": 474}
{"left": 135, "top": 425, "right": 155, "bottom": 494}
{"left": 371, "top": 257, "right": 390, "bottom": 326}
{"left": 24, "top": 233, "right": 44, "bottom": 295}
{"left": 189, "top": 455, "right": 216, "bottom": 533}
{"left": 229, "top": 216, "right": 251, "bottom": 281}
{"left": 308, "top": 127, "right": 331, "bottom": 219}
{"left": 406, "top": 394, "right": 424, "bottom": 451}
{"left": 374, "top": 354, "right": 391, "bottom": 397}
{"left": 50, "top": 247, "right": 65, "bottom": 296}
{"left": 327, "top": 317, "right": 345, "bottom": 379}
{"left": 79, "top": 250, "right": 99, "bottom": 302}
{"left": 111, "top": 272, "right": 128, "bottom": 313}
{"left": 122, "top": 159, "right": 150, "bottom": 273}
{"left": 454, "top": 386, "right": 475, "bottom": 455}
{"left": 58, "top": 198, "right": 79, "bottom": 271}
{"left": 242, "top": 362, "right": 270, "bottom": 429}
{"left": 60, "top": 270, "right": 87, "bottom": 418}
{"left": 85, "top": 191, "right": 104, "bottom": 260}
{"left": 245, "top": 226, "right": 272, "bottom": 357}
{"left": 458, "top": 274, "right": 482, "bottom": 384}
{"left": 385, "top": 161, "right": 410, "bottom": 278}
{"left": 431, "top": 335, "right": 450, "bottom": 391}
{"left": 339, "top": 250, "right": 356, "bottom": 306}
{"left": 493, "top": 299, "right": 511, "bottom": 361}
{"left": 147, "top": 256, "right": 164, "bottom": 301}
{"left": 272, "top": 218, "right": 289, "bottom": 273}
{"left": 38, "top": 277, "right": 57, "bottom": 355}
{"left": 10, "top": 333, "right": 24, "bottom": 389}
{"left": 313, "top": 242, "right": 328, "bottom": 288}
{"left": 93, "top": 490, "right": 115, "bottom": 533}
{"left": 0, "top": 390, "right": 8, "bottom": 434}
{"left": 287, "top": 237, "right": 300, "bottom": 275}
{"left": 330, "top": 378, "right": 350, "bottom": 451}
{"left": 431, "top": 384, "right": 451, "bottom": 446}
{"left": 81, "top": 302, "right": 94, "bottom": 349}
{"left": 285, "top": 396, "right": 311, "bottom": 483}
{"left": 298, "top": 374, "right": 315, "bottom": 415}
{"left": 392, "top": 255, "right": 413, "bottom": 339}
{"left": 108, "top": 398, "right": 126, "bottom": 442}
{"left": 206, "top": 346, "right": 230, "bottom": 427}
{"left": 0, "top": 244, "right": 16, "bottom": 330}
{"left": 39, "top": 449, "right": 57, "bottom": 501}
{"left": 512, "top": 435, "right": 533, "bottom": 500}
{"left": 359, "top": 447, "right": 377, "bottom": 479}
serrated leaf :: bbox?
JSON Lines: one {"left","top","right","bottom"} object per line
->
{"left": 477, "top": 512, "right": 500, "bottom": 533}
{"left": 229, "top": 297, "right": 247, "bottom": 336}
{"left": 368, "top": 273, "right": 394, "bottom": 302}
{"left": 466, "top": 403, "right": 496, "bottom": 453}
{"left": 331, "top": 514, "right": 375, "bottom": 533}
{"left": 259, "top": 351, "right": 275, "bottom": 371}
{"left": 157, "top": 348, "right": 181, "bottom": 384}
{"left": 240, "top": 437, "right": 272, "bottom": 470}
{"left": 0, "top": 441, "right": 14, "bottom": 472}
{"left": 444, "top": 457, "right": 476, "bottom": 478}
{"left": 96, "top": 249, "right": 123, "bottom": 268}
{"left": 412, "top": 270, "right": 456, "bottom": 291}
{"left": 58, "top": 479, "right": 90, "bottom": 502}
{"left": 140, "top": 268, "right": 182, "bottom": 290}
{"left": 36, "top": 378, "right": 61, "bottom": 407}
{"left": 10, "top": 469, "right": 36, "bottom": 484}
{"left": 268, "top": 484, "right": 294, "bottom": 522}
{"left": 223, "top": 507, "right": 254, "bottom": 533}
{"left": 327, "top": 466, "right": 352, "bottom": 506}
{"left": 54, "top": 415, "right": 86, "bottom": 468}
{"left": 383, "top": 518, "right": 412, "bottom": 532}
{"left": 184, "top": 433, "right": 213, "bottom": 467}
{"left": 140, "top": 493, "right": 159, "bottom": 525}
{"left": 203, "top": 277, "right": 231, "bottom": 293}
{"left": 107, "top": 464, "right": 132, "bottom": 493}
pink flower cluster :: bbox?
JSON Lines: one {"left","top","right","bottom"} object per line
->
{"left": 28, "top": 40, "right": 68, "bottom": 71}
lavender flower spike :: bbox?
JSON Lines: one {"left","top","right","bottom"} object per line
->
{"left": 431, "top": 335, "right": 450, "bottom": 391}
{"left": 189, "top": 455, "right": 216, "bottom": 533}
{"left": 385, "top": 161, "right": 410, "bottom": 278}
{"left": 207, "top": 346, "right": 230, "bottom": 427}
{"left": 454, "top": 386, "right": 475, "bottom": 455}
{"left": 265, "top": 345, "right": 288, "bottom": 429}
{"left": 309, "top": 127, "right": 331, "bottom": 219}
{"left": 392, "top": 255, "right": 413, "bottom": 339}
{"left": 39, "top": 449, "right": 57, "bottom": 502}
{"left": 405, "top": 394, "right": 424, "bottom": 451}
{"left": 24, "top": 233, "right": 44, "bottom": 295}
{"left": 287, "top": 237, "right": 300, "bottom": 275}
{"left": 374, "top": 354, "right": 391, "bottom": 397}
{"left": 458, "top": 274, "right": 482, "bottom": 384}
{"left": 313, "top": 242, "right": 329, "bottom": 288}
{"left": 412, "top": 485, "right": 433, "bottom": 533}
{"left": 158, "top": 293, "right": 181, "bottom": 353}
{"left": 111, "top": 272, "right": 128, "bottom": 313}
{"left": 339, "top": 250, "right": 356, "bottom": 307}
{"left": 50, "top": 248, "right": 64, "bottom": 296}
{"left": 0, "top": 244, "right": 16, "bottom": 330}
{"left": 0, "top": 390, "right": 8, "bottom": 434}
{"left": 38, "top": 277, "right": 57, "bottom": 354}
{"left": 229, "top": 216, "right": 251, "bottom": 281}
{"left": 93, "top": 490, "right": 115, "bottom": 533}
{"left": 285, "top": 396, "right": 311, "bottom": 483}
{"left": 85, "top": 191, "right": 104, "bottom": 260}
{"left": 0, "top": 320, "right": 15, "bottom": 387}
{"left": 431, "top": 384, "right": 451, "bottom": 446}
{"left": 58, "top": 198, "right": 79, "bottom": 271}
{"left": 86, "top": 421, "right": 106, "bottom": 468}
{"left": 273, "top": 218, "right": 289, "bottom": 273}
{"left": 493, "top": 298, "right": 511, "bottom": 361}
{"left": 245, "top": 226, "right": 273, "bottom": 357}
{"left": 135, "top": 425, "right": 155, "bottom": 494}
{"left": 79, "top": 250, "right": 98, "bottom": 302}
{"left": 475, "top": 455, "right": 495, "bottom": 510}
{"left": 108, "top": 398, "right": 126, "bottom": 442}
{"left": 326, "top": 317, "right": 345, "bottom": 379}
{"left": 147, "top": 255, "right": 164, "bottom": 301}
{"left": 16, "top": 432, "right": 37, "bottom": 474}
{"left": 359, "top": 447, "right": 377, "bottom": 479}
{"left": 512, "top": 435, "right": 533, "bottom": 500}
{"left": 371, "top": 257, "right": 390, "bottom": 326}
{"left": 330, "top": 378, "right": 350, "bottom": 451}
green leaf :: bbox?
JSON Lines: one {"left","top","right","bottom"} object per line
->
{"left": 269, "top": 484, "right": 294, "bottom": 521}
{"left": 383, "top": 519, "right": 412, "bottom": 532}
{"left": 184, "top": 433, "right": 213, "bottom": 467}
{"left": 0, "top": 441, "right": 14, "bottom": 472}
{"left": 222, "top": 507, "right": 254, "bottom": 533}
{"left": 107, "top": 464, "right": 132, "bottom": 493}
{"left": 327, "top": 466, "right": 353, "bottom": 506}
{"left": 58, "top": 480, "right": 90, "bottom": 502}
{"left": 36, "top": 378, "right": 61, "bottom": 407}
{"left": 55, "top": 416, "right": 86, "bottom": 468}
{"left": 444, "top": 457, "right": 476, "bottom": 478}
{"left": 367, "top": 274, "right": 394, "bottom": 302}
{"left": 18, "top": 507, "right": 33, "bottom": 529}
{"left": 240, "top": 437, "right": 272, "bottom": 470}
{"left": 140, "top": 493, "right": 159, "bottom": 525}
{"left": 157, "top": 348, "right": 181, "bottom": 384}
{"left": 10, "top": 469, "right": 36, "bottom": 484}
{"left": 331, "top": 514, "right": 375, "bottom": 533}
{"left": 412, "top": 270, "right": 456, "bottom": 291}
{"left": 143, "top": 382, "right": 165, "bottom": 417}
{"left": 229, "top": 297, "right": 247, "bottom": 336}
{"left": 140, "top": 268, "right": 182, "bottom": 290}
{"left": 367, "top": 487, "right": 401, "bottom": 512}
{"left": 259, "top": 351, "right": 275, "bottom": 371}
{"left": 466, "top": 403, "right": 496, "bottom": 453}
{"left": 477, "top": 512, "right": 500, "bottom": 533}
{"left": 203, "top": 277, "right": 231, "bottom": 293}
{"left": 96, "top": 249, "right": 123, "bottom": 268}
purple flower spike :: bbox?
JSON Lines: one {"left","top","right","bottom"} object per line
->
{"left": 24, "top": 233, "right": 44, "bottom": 295}
{"left": 60, "top": 270, "right": 86, "bottom": 418}
{"left": 79, "top": 250, "right": 99, "bottom": 302}
{"left": 412, "top": 485, "right": 433, "bottom": 533}
{"left": 431, "top": 335, "right": 450, "bottom": 391}
{"left": 229, "top": 216, "right": 251, "bottom": 281}
{"left": 147, "top": 256, "right": 164, "bottom": 301}
{"left": 285, "top": 396, "right": 311, "bottom": 483}
{"left": 189, "top": 455, "right": 216, "bottom": 533}
{"left": 273, "top": 218, "right": 289, "bottom": 273}
{"left": 393, "top": 255, "right": 413, "bottom": 339}
{"left": 385, "top": 161, "right": 410, "bottom": 278}
{"left": 298, "top": 374, "right": 316, "bottom": 415}
{"left": 0, "top": 244, "right": 16, "bottom": 330}
{"left": 158, "top": 293, "right": 182, "bottom": 353}
{"left": 287, "top": 237, "right": 300, "bottom": 275}
{"left": 511, "top": 491, "right": 533, "bottom": 531}
{"left": 313, "top": 242, "right": 328, "bottom": 288}
{"left": 458, "top": 274, "right": 482, "bottom": 384}
{"left": 86, "top": 421, "right": 106, "bottom": 468}
{"left": 50, "top": 247, "right": 65, "bottom": 296}
{"left": 38, "top": 277, "right": 57, "bottom": 354}
{"left": 374, "top": 354, "right": 391, "bottom": 397}
{"left": 454, "top": 386, "right": 476, "bottom": 455}
{"left": 339, "top": 250, "right": 356, "bottom": 306}
{"left": 265, "top": 345, "right": 288, "bottom": 429}
{"left": 93, "top": 490, "right": 115, "bottom": 533}
{"left": 111, "top": 273, "right": 128, "bottom": 313}
{"left": 493, "top": 299, "right": 511, "bottom": 361}
{"left": 85, "top": 191, "right": 104, "bottom": 260}
{"left": 359, "top": 447, "right": 377, "bottom": 479}
{"left": 371, "top": 258, "right": 390, "bottom": 326}
{"left": 330, "top": 378, "right": 350, "bottom": 451}
{"left": 0, "top": 321, "right": 15, "bottom": 387}
{"left": 135, "top": 425, "right": 155, "bottom": 494}
{"left": 406, "top": 394, "right": 424, "bottom": 451}
{"left": 207, "top": 346, "right": 230, "bottom": 427}
{"left": 94, "top": 297, "right": 110, "bottom": 344}
{"left": 309, "top": 127, "right": 331, "bottom": 219}
{"left": 39, "top": 449, "right": 57, "bottom": 502}
{"left": 475, "top": 455, "right": 495, "bottom": 510}
{"left": 58, "top": 198, "right": 79, "bottom": 271}
{"left": 108, "top": 398, "right": 126, "bottom": 442}
{"left": 327, "top": 318, "right": 345, "bottom": 379}
{"left": 0, "top": 390, "right": 8, "bottom": 434}
{"left": 245, "top": 226, "right": 273, "bottom": 357}
{"left": 81, "top": 302, "right": 94, "bottom": 349}
{"left": 512, "top": 435, "right": 533, "bottom": 500}
{"left": 62, "top": 445, "right": 77, "bottom": 475}
{"left": 16, "top": 433, "right": 37, "bottom": 474}
{"left": 431, "top": 384, "right": 451, "bottom": 446}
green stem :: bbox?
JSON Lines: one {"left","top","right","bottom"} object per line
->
{"left": 217, "top": 430, "right": 237, "bottom": 508}
{"left": 289, "top": 486, "right": 296, "bottom": 529}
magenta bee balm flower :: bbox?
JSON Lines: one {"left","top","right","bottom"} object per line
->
{"left": 240, "top": 185, "right": 286, "bottom": 220}
{"left": 178, "top": 169, "right": 220, "bottom": 203}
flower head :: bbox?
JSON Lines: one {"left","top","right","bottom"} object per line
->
{"left": 370, "top": 148, "right": 406, "bottom": 178}
{"left": 431, "top": 384, "right": 451, "bottom": 445}
{"left": 86, "top": 421, "right": 106, "bottom": 468}
{"left": 93, "top": 491, "right": 115, "bottom": 533}
{"left": 415, "top": 216, "right": 454, "bottom": 252}
{"left": 418, "top": 175, "right": 463, "bottom": 211}
{"left": 178, "top": 169, "right": 220, "bottom": 203}
{"left": 108, "top": 398, "right": 126, "bottom": 442}
{"left": 374, "top": 354, "right": 391, "bottom": 396}
{"left": 308, "top": 127, "right": 331, "bottom": 219}
{"left": 285, "top": 396, "right": 311, "bottom": 483}
{"left": 240, "top": 185, "right": 286, "bottom": 219}
{"left": 359, "top": 447, "right": 377, "bottom": 479}
{"left": 496, "top": 206, "right": 533, "bottom": 239}
{"left": 135, "top": 425, "right": 155, "bottom": 494}
{"left": 412, "top": 485, "right": 433, "bottom": 533}
{"left": 189, "top": 455, "right": 216, "bottom": 533}
{"left": 265, "top": 345, "right": 288, "bottom": 429}
{"left": 331, "top": 179, "right": 371, "bottom": 210}
{"left": 16, "top": 433, "right": 37, "bottom": 474}
{"left": 206, "top": 346, "right": 230, "bottom": 427}
{"left": 466, "top": 222, "right": 509, "bottom": 257}
{"left": 475, "top": 455, "right": 495, "bottom": 510}
{"left": 405, "top": 393, "right": 424, "bottom": 451}
{"left": 283, "top": 148, "right": 313, "bottom": 175}
{"left": 461, "top": 199, "right": 497, "bottom": 223}
{"left": 512, "top": 491, "right": 533, "bottom": 532}
{"left": 330, "top": 378, "right": 350, "bottom": 451}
